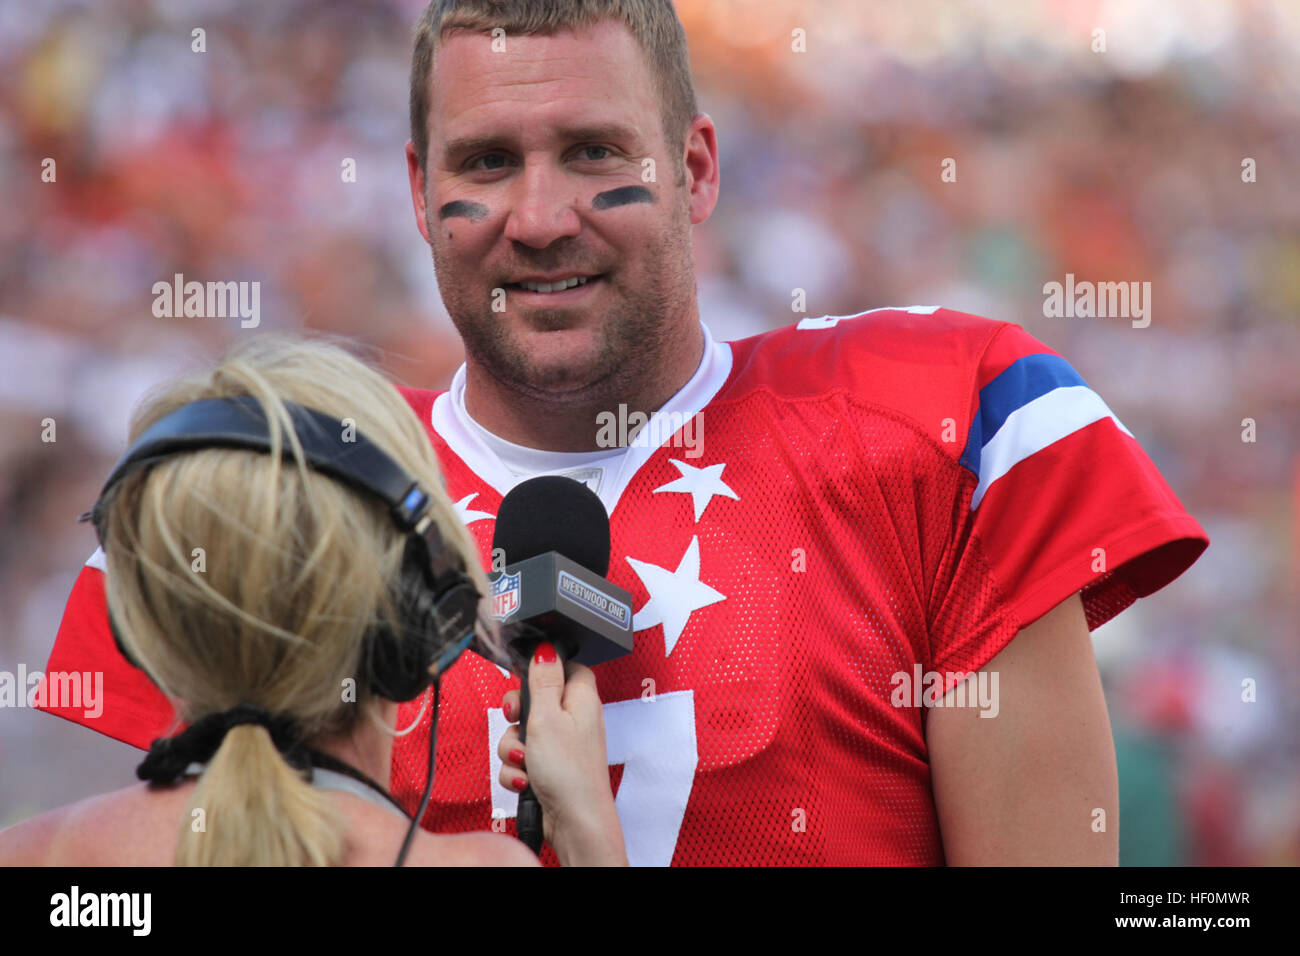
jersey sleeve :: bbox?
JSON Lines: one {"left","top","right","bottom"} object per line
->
{"left": 927, "top": 321, "right": 1209, "bottom": 682}
{"left": 35, "top": 553, "right": 178, "bottom": 749}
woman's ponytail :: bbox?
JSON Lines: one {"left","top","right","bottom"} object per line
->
{"left": 175, "top": 725, "right": 344, "bottom": 867}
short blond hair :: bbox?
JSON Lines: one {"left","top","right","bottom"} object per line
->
{"left": 409, "top": 0, "right": 698, "bottom": 175}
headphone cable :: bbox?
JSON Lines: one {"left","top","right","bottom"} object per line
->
{"left": 394, "top": 676, "right": 440, "bottom": 867}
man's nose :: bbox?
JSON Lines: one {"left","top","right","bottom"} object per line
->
{"left": 503, "top": 163, "right": 582, "bottom": 248}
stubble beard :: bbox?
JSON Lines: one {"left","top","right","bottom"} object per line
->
{"left": 430, "top": 211, "right": 696, "bottom": 411}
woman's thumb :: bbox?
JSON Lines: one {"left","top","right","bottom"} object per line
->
{"left": 526, "top": 641, "right": 566, "bottom": 720}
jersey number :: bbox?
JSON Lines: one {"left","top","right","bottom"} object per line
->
{"left": 488, "top": 689, "right": 697, "bottom": 866}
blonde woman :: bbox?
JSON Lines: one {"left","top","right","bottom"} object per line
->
{"left": 0, "top": 337, "right": 625, "bottom": 866}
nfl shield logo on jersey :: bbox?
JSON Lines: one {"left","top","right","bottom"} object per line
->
{"left": 490, "top": 571, "right": 522, "bottom": 621}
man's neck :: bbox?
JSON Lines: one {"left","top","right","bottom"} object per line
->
{"left": 463, "top": 322, "right": 706, "bottom": 452}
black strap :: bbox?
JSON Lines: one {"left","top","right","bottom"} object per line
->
{"left": 306, "top": 749, "right": 411, "bottom": 819}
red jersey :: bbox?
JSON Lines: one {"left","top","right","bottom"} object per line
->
{"left": 37, "top": 307, "right": 1208, "bottom": 864}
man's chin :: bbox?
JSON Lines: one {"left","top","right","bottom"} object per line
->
{"left": 517, "top": 354, "right": 611, "bottom": 399}
{"left": 511, "top": 312, "right": 603, "bottom": 352}
{"left": 516, "top": 311, "right": 590, "bottom": 334}
{"left": 483, "top": 324, "right": 611, "bottom": 399}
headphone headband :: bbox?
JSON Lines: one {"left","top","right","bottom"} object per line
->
{"left": 90, "top": 395, "right": 432, "bottom": 541}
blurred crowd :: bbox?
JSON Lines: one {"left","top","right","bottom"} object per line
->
{"left": 1, "top": 0, "right": 1296, "bottom": 864}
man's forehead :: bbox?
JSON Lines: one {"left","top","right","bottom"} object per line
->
{"left": 429, "top": 20, "right": 656, "bottom": 135}
{"left": 435, "top": 17, "right": 640, "bottom": 71}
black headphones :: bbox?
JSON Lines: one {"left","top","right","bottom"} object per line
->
{"left": 84, "top": 394, "right": 484, "bottom": 703}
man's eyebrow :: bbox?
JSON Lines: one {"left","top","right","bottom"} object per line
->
{"left": 441, "top": 123, "right": 642, "bottom": 162}
{"left": 441, "top": 134, "right": 507, "bottom": 162}
{"left": 556, "top": 123, "right": 642, "bottom": 145}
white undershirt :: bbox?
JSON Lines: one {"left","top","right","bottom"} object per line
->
{"left": 460, "top": 404, "right": 629, "bottom": 494}
{"left": 446, "top": 321, "right": 729, "bottom": 501}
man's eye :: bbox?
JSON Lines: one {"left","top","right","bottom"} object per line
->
{"left": 577, "top": 146, "right": 612, "bottom": 161}
{"left": 468, "top": 154, "right": 509, "bottom": 171}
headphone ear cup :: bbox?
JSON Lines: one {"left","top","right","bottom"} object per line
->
{"left": 364, "top": 552, "right": 442, "bottom": 703}
{"left": 365, "top": 535, "right": 485, "bottom": 702}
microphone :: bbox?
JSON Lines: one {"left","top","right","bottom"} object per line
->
{"left": 489, "top": 476, "right": 635, "bottom": 855}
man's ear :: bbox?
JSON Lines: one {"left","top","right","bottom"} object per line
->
{"left": 406, "top": 140, "right": 432, "bottom": 244}
{"left": 683, "top": 113, "right": 720, "bottom": 226}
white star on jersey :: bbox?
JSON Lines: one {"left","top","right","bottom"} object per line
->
{"left": 454, "top": 493, "right": 494, "bottom": 526}
{"left": 626, "top": 536, "right": 726, "bottom": 655}
{"left": 652, "top": 459, "right": 739, "bottom": 522}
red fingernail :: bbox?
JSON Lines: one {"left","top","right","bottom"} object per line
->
{"left": 503, "top": 701, "right": 513, "bottom": 720}
{"left": 512, "top": 776, "right": 527, "bottom": 791}
{"left": 509, "top": 749, "right": 526, "bottom": 766}
{"left": 534, "top": 642, "right": 557, "bottom": 664}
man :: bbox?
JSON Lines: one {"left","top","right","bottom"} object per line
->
{"left": 38, "top": 0, "right": 1206, "bottom": 864}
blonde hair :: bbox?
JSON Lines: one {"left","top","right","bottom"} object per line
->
{"left": 409, "top": 0, "right": 698, "bottom": 176}
{"left": 98, "top": 335, "right": 491, "bottom": 866}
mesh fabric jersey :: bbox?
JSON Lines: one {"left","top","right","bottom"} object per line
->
{"left": 38, "top": 307, "right": 1208, "bottom": 865}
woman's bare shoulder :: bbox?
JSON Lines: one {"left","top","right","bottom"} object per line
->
{"left": 0, "top": 803, "right": 74, "bottom": 865}
{"left": 0, "top": 784, "right": 182, "bottom": 866}
{"left": 1, "top": 786, "right": 539, "bottom": 867}
{"left": 340, "top": 799, "right": 538, "bottom": 867}
{"left": 405, "top": 830, "right": 540, "bottom": 867}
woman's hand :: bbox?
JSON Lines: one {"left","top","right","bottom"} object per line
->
{"left": 497, "top": 643, "right": 627, "bottom": 866}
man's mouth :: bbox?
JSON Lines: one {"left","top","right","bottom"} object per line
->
{"left": 506, "top": 274, "right": 605, "bottom": 295}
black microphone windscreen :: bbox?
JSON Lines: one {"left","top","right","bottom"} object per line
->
{"left": 492, "top": 476, "right": 610, "bottom": 575}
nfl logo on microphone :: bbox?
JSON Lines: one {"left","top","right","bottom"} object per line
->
{"left": 491, "top": 571, "right": 522, "bottom": 621}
